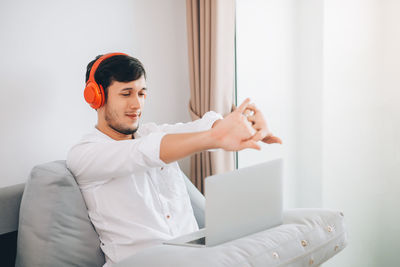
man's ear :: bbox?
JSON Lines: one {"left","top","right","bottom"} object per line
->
{"left": 96, "top": 104, "right": 106, "bottom": 113}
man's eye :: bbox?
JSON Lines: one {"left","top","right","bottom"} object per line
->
{"left": 121, "top": 93, "right": 130, "bottom": 96}
{"left": 139, "top": 93, "right": 146, "bottom": 96}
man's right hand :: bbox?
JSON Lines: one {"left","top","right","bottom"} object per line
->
{"left": 210, "top": 98, "right": 261, "bottom": 151}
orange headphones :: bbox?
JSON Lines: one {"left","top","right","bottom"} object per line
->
{"left": 84, "top": 52, "right": 128, "bottom": 109}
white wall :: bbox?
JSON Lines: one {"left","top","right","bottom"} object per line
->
{"left": 322, "top": 0, "right": 400, "bottom": 266}
{"left": 0, "top": 0, "right": 191, "bottom": 188}
{"left": 236, "top": 0, "right": 296, "bottom": 208}
{"left": 292, "top": 0, "right": 323, "bottom": 208}
{"left": 236, "top": 0, "right": 323, "bottom": 209}
{"left": 237, "top": 0, "right": 400, "bottom": 266}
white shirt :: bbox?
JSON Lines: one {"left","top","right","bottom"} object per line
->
{"left": 66, "top": 111, "right": 222, "bottom": 266}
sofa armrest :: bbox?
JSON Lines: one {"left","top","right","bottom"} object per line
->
{"left": 113, "top": 208, "right": 347, "bottom": 267}
{"left": 0, "top": 183, "right": 25, "bottom": 267}
{"left": 0, "top": 183, "right": 25, "bottom": 234}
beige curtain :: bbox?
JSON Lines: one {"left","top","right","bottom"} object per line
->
{"left": 186, "top": 0, "right": 236, "bottom": 193}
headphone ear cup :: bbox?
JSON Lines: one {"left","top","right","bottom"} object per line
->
{"left": 85, "top": 52, "right": 127, "bottom": 109}
{"left": 84, "top": 82, "right": 104, "bottom": 109}
{"left": 98, "top": 84, "right": 105, "bottom": 107}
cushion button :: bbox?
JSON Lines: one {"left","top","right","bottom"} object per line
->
{"left": 272, "top": 252, "right": 279, "bottom": 259}
{"left": 301, "top": 240, "right": 308, "bottom": 247}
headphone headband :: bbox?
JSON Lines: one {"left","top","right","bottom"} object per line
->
{"left": 87, "top": 52, "right": 128, "bottom": 84}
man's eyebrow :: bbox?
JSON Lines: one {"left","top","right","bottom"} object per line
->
{"left": 120, "top": 87, "right": 147, "bottom": 91}
{"left": 120, "top": 88, "right": 133, "bottom": 91}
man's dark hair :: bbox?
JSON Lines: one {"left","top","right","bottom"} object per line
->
{"left": 85, "top": 54, "right": 146, "bottom": 102}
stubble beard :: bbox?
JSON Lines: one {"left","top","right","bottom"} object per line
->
{"left": 105, "top": 106, "right": 139, "bottom": 136}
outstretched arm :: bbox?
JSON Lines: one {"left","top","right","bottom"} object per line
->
{"left": 160, "top": 98, "right": 259, "bottom": 163}
{"left": 156, "top": 111, "right": 223, "bottom": 134}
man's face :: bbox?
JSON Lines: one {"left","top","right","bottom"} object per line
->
{"left": 101, "top": 76, "right": 147, "bottom": 137}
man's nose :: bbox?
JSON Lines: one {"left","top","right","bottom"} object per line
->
{"left": 129, "top": 95, "right": 141, "bottom": 109}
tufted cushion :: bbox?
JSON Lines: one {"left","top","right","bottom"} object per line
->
{"left": 15, "top": 160, "right": 105, "bottom": 267}
{"left": 113, "top": 208, "right": 347, "bottom": 267}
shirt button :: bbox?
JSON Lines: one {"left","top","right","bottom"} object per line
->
{"left": 161, "top": 167, "right": 164, "bottom": 170}
{"left": 166, "top": 215, "right": 171, "bottom": 219}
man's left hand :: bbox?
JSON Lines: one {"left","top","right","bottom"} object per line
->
{"left": 244, "top": 104, "right": 282, "bottom": 145}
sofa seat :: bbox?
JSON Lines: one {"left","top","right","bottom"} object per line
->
{"left": 114, "top": 208, "right": 346, "bottom": 267}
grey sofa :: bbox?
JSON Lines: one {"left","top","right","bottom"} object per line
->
{"left": 0, "top": 182, "right": 24, "bottom": 267}
{"left": 0, "top": 161, "right": 347, "bottom": 267}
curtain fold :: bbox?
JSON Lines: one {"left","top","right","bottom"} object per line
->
{"left": 186, "top": 0, "right": 235, "bottom": 193}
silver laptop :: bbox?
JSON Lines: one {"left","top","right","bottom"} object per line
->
{"left": 163, "top": 158, "right": 283, "bottom": 247}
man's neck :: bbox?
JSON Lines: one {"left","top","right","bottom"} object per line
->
{"left": 95, "top": 123, "right": 133, "bottom": 141}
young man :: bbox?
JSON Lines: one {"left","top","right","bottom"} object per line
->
{"left": 67, "top": 53, "right": 281, "bottom": 266}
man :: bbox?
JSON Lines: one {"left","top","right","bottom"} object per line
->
{"left": 67, "top": 53, "right": 282, "bottom": 266}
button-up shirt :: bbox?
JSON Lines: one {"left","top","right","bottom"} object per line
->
{"left": 66, "top": 111, "right": 222, "bottom": 266}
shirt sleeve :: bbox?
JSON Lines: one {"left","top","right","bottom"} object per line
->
{"left": 156, "top": 111, "right": 223, "bottom": 134}
{"left": 66, "top": 132, "right": 168, "bottom": 186}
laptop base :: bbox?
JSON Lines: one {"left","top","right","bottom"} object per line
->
{"left": 163, "top": 228, "right": 206, "bottom": 248}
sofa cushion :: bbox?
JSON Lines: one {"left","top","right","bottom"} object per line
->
{"left": 113, "top": 208, "right": 347, "bottom": 267}
{"left": 15, "top": 160, "right": 105, "bottom": 267}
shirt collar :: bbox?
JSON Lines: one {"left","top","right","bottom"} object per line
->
{"left": 92, "top": 126, "right": 142, "bottom": 140}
